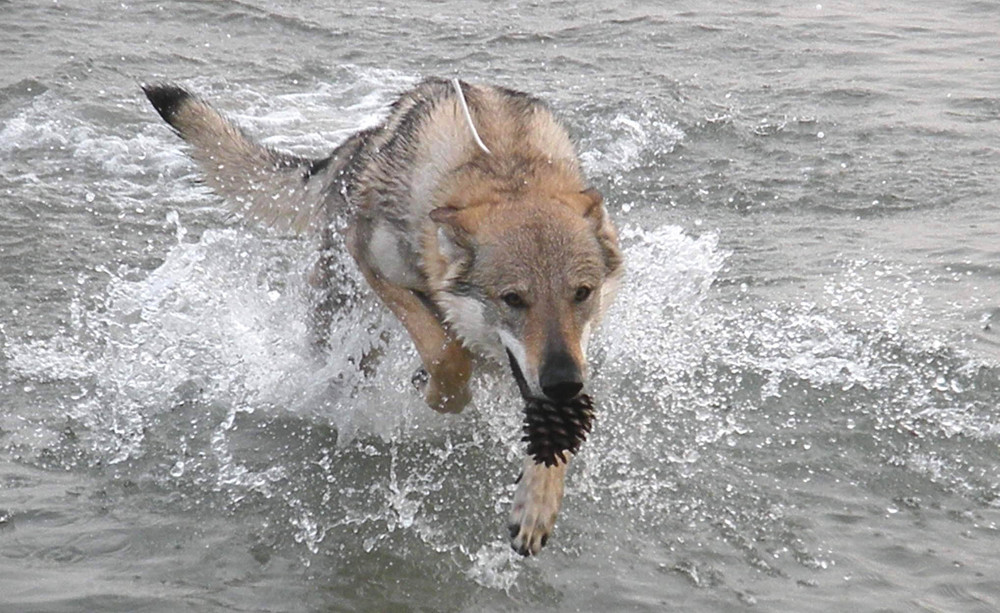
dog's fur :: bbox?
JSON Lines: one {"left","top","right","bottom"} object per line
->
{"left": 143, "top": 78, "right": 623, "bottom": 555}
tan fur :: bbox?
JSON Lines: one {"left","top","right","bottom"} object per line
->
{"left": 144, "top": 78, "right": 623, "bottom": 555}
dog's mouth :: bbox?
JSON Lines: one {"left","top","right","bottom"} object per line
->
{"left": 506, "top": 349, "right": 533, "bottom": 400}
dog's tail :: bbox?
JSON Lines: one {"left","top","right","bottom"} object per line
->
{"left": 142, "top": 83, "right": 330, "bottom": 234}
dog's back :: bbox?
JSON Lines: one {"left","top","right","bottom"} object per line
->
{"left": 143, "top": 79, "right": 583, "bottom": 240}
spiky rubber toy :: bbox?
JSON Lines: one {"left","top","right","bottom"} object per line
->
{"left": 522, "top": 394, "right": 596, "bottom": 466}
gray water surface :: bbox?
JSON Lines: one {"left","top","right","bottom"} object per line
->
{"left": 2, "top": 1, "right": 1000, "bottom": 611}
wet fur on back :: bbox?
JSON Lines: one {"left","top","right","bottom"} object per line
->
{"left": 143, "top": 79, "right": 592, "bottom": 261}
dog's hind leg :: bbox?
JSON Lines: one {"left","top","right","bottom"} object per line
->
{"left": 347, "top": 230, "right": 473, "bottom": 413}
{"left": 307, "top": 223, "right": 360, "bottom": 352}
{"left": 307, "top": 244, "right": 338, "bottom": 352}
{"left": 508, "top": 455, "right": 568, "bottom": 555}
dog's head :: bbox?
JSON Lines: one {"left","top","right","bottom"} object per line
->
{"left": 431, "top": 188, "right": 622, "bottom": 401}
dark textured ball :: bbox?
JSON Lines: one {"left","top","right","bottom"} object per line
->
{"left": 522, "top": 394, "right": 596, "bottom": 466}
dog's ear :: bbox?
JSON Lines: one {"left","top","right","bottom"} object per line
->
{"left": 558, "top": 188, "right": 603, "bottom": 221}
{"left": 430, "top": 206, "right": 467, "bottom": 232}
{"left": 562, "top": 188, "right": 623, "bottom": 277}
{"left": 578, "top": 187, "right": 604, "bottom": 221}
{"left": 430, "top": 206, "right": 479, "bottom": 260}
{"left": 431, "top": 206, "right": 477, "bottom": 239}
{"left": 431, "top": 198, "right": 493, "bottom": 237}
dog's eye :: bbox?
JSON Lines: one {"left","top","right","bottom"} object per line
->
{"left": 574, "top": 286, "right": 592, "bottom": 303}
{"left": 502, "top": 292, "right": 526, "bottom": 309}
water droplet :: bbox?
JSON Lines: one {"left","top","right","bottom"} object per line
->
{"left": 85, "top": 191, "right": 96, "bottom": 203}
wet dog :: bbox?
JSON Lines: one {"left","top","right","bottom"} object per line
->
{"left": 143, "top": 78, "right": 623, "bottom": 555}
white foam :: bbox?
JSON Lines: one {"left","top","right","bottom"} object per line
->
{"left": 579, "top": 109, "right": 685, "bottom": 174}
{"left": 465, "top": 540, "right": 521, "bottom": 591}
{"left": 594, "top": 223, "right": 727, "bottom": 380}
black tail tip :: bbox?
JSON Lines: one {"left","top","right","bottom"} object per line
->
{"left": 141, "top": 83, "right": 191, "bottom": 122}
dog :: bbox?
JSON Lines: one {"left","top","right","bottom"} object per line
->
{"left": 142, "top": 77, "right": 623, "bottom": 555}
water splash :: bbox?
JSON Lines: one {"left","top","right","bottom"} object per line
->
{"left": 579, "top": 105, "right": 685, "bottom": 176}
{"left": 4, "top": 72, "right": 1000, "bottom": 604}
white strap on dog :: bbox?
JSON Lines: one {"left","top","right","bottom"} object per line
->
{"left": 452, "top": 78, "right": 492, "bottom": 155}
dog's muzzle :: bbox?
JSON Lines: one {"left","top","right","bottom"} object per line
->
{"left": 539, "top": 352, "right": 583, "bottom": 401}
{"left": 506, "top": 349, "right": 584, "bottom": 401}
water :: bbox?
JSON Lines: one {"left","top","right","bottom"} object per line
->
{"left": 2, "top": 1, "right": 1000, "bottom": 610}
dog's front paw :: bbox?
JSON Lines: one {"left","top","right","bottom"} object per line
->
{"left": 421, "top": 344, "right": 473, "bottom": 413}
{"left": 507, "top": 460, "right": 567, "bottom": 556}
{"left": 425, "top": 380, "right": 472, "bottom": 414}
{"left": 411, "top": 364, "right": 471, "bottom": 413}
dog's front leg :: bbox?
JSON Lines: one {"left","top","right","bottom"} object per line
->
{"left": 348, "top": 230, "right": 473, "bottom": 413}
{"left": 363, "top": 278, "right": 473, "bottom": 413}
{"left": 508, "top": 455, "right": 568, "bottom": 555}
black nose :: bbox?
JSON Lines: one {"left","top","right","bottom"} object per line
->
{"left": 540, "top": 353, "right": 583, "bottom": 401}
{"left": 543, "top": 380, "right": 583, "bottom": 402}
